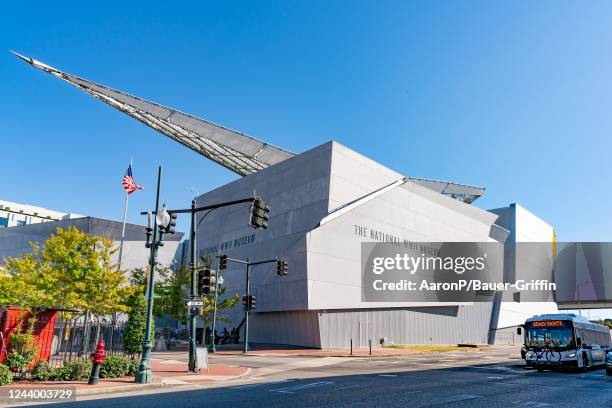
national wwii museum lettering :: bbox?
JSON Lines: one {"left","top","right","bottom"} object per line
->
{"left": 354, "top": 224, "right": 438, "bottom": 255}
{"left": 200, "top": 233, "right": 256, "bottom": 256}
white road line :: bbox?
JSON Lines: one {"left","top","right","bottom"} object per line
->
{"left": 337, "top": 384, "right": 361, "bottom": 390}
{"left": 270, "top": 381, "right": 335, "bottom": 394}
{"left": 379, "top": 374, "right": 398, "bottom": 377}
{"left": 439, "top": 394, "right": 482, "bottom": 403}
{"left": 233, "top": 379, "right": 294, "bottom": 389}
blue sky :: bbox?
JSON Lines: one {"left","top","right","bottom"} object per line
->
{"left": 1, "top": 1, "right": 611, "bottom": 245}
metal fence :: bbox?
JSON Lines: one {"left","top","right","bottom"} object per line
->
{"left": 47, "top": 314, "right": 128, "bottom": 369}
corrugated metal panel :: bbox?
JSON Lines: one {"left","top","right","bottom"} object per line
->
{"left": 248, "top": 310, "right": 321, "bottom": 348}
{"left": 317, "top": 304, "right": 493, "bottom": 348}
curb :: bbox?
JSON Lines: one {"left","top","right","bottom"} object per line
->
{"left": 75, "top": 367, "right": 251, "bottom": 397}
{"left": 75, "top": 382, "right": 174, "bottom": 397}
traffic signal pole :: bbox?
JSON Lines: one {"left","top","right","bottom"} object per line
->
{"left": 141, "top": 196, "right": 260, "bottom": 372}
{"left": 188, "top": 199, "right": 197, "bottom": 373}
{"left": 142, "top": 196, "right": 271, "bottom": 367}
{"left": 218, "top": 256, "right": 284, "bottom": 354}
{"left": 244, "top": 258, "right": 250, "bottom": 354}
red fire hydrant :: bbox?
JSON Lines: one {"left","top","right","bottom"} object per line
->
{"left": 88, "top": 340, "right": 106, "bottom": 385}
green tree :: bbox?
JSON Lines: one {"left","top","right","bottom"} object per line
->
{"left": 130, "top": 258, "right": 239, "bottom": 330}
{"left": 201, "top": 286, "right": 240, "bottom": 326}
{"left": 130, "top": 264, "right": 190, "bottom": 321}
{"left": 1, "top": 227, "right": 134, "bottom": 333}
{"left": 198, "top": 255, "right": 240, "bottom": 326}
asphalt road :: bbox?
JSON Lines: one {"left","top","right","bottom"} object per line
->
{"left": 24, "top": 348, "right": 612, "bottom": 407}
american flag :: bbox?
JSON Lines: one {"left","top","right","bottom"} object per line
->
{"left": 122, "top": 164, "right": 144, "bottom": 195}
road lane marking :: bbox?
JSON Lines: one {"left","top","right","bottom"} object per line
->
{"left": 337, "top": 385, "right": 361, "bottom": 390}
{"left": 233, "top": 379, "right": 294, "bottom": 389}
{"left": 270, "top": 381, "right": 335, "bottom": 394}
{"left": 439, "top": 394, "right": 482, "bottom": 403}
{"left": 378, "top": 374, "right": 398, "bottom": 377}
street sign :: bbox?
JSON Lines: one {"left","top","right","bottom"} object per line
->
{"left": 186, "top": 299, "right": 204, "bottom": 307}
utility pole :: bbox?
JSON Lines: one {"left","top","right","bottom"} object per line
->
{"left": 188, "top": 199, "right": 198, "bottom": 372}
{"left": 244, "top": 258, "right": 250, "bottom": 354}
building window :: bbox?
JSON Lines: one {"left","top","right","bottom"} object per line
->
{"left": 0, "top": 217, "right": 7, "bottom": 227}
{"left": 16, "top": 220, "right": 26, "bottom": 226}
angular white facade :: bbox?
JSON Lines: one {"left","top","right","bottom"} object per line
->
{"left": 195, "top": 141, "right": 507, "bottom": 347}
{"left": 488, "top": 203, "right": 558, "bottom": 344}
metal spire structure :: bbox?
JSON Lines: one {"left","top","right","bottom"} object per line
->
{"left": 11, "top": 51, "right": 294, "bottom": 176}
{"left": 13, "top": 52, "right": 484, "bottom": 203}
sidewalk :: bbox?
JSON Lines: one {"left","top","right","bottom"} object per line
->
{"left": 206, "top": 343, "right": 512, "bottom": 358}
{"left": 0, "top": 358, "right": 249, "bottom": 401}
{"left": 170, "top": 341, "right": 422, "bottom": 357}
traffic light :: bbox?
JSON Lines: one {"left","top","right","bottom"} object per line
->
{"left": 218, "top": 254, "right": 228, "bottom": 270}
{"left": 159, "top": 211, "right": 177, "bottom": 234}
{"left": 198, "top": 268, "right": 217, "bottom": 296}
{"left": 242, "top": 295, "right": 256, "bottom": 311}
{"left": 276, "top": 260, "right": 288, "bottom": 276}
{"left": 249, "top": 197, "right": 270, "bottom": 229}
{"left": 165, "top": 212, "right": 177, "bottom": 234}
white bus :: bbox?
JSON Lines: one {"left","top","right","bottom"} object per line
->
{"left": 518, "top": 313, "right": 611, "bottom": 371}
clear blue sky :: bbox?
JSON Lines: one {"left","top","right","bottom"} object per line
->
{"left": 1, "top": 1, "right": 611, "bottom": 244}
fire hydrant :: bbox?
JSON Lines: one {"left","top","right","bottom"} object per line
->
{"left": 88, "top": 340, "right": 106, "bottom": 385}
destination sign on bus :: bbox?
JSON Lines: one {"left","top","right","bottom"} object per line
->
{"left": 529, "top": 320, "right": 564, "bottom": 327}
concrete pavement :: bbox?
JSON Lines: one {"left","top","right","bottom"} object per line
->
{"left": 7, "top": 346, "right": 612, "bottom": 407}
{"left": 0, "top": 357, "right": 248, "bottom": 405}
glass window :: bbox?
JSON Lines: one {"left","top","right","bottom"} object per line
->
{"left": 0, "top": 217, "right": 7, "bottom": 227}
{"left": 525, "top": 322, "right": 575, "bottom": 348}
{"left": 16, "top": 220, "right": 26, "bottom": 226}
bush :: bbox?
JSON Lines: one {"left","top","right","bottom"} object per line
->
{"left": 31, "top": 360, "right": 53, "bottom": 381}
{"left": 100, "top": 355, "right": 132, "bottom": 378}
{"left": 123, "top": 294, "right": 152, "bottom": 356}
{"left": 126, "top": 358, "right": 140, "bottom": 376}
{"left": 50, "top": 360, "right": 92, "bottom": 381}
{"left": 5, "top": 332, "right": 38, "bottom": 373}
{"left": 0, "top": 364, "right": 13, "bottom": 386}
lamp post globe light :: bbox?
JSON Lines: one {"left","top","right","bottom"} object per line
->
{"left": 156, "top": 207, "right": 171, "bottom": 230}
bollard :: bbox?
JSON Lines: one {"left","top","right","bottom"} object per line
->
{"left": 369, "top": 339, "right": 372, "bottom": 356}
{"left": 88, "top": 340, "right": 106, "bottom": 385}
{"left": 350, "top": 339, "right": 353, "bottom": 356}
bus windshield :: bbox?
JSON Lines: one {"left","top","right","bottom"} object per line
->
{"left": 524, "top": 320, "right": 574, "bottom": 349}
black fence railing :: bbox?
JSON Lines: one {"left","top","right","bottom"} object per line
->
{"left": 47, "top": 315, "right": 128, "bottom": 369}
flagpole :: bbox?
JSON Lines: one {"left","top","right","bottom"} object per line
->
{"left": 118, "top": 158, "right": 133, "bottom": 272}
{"left": 117, "top": 191, "right": 129, "bottom": 271}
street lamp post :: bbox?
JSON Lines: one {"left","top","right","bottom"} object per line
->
{"left": 135, "top": 166, "right": 165, "bottom": 384}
